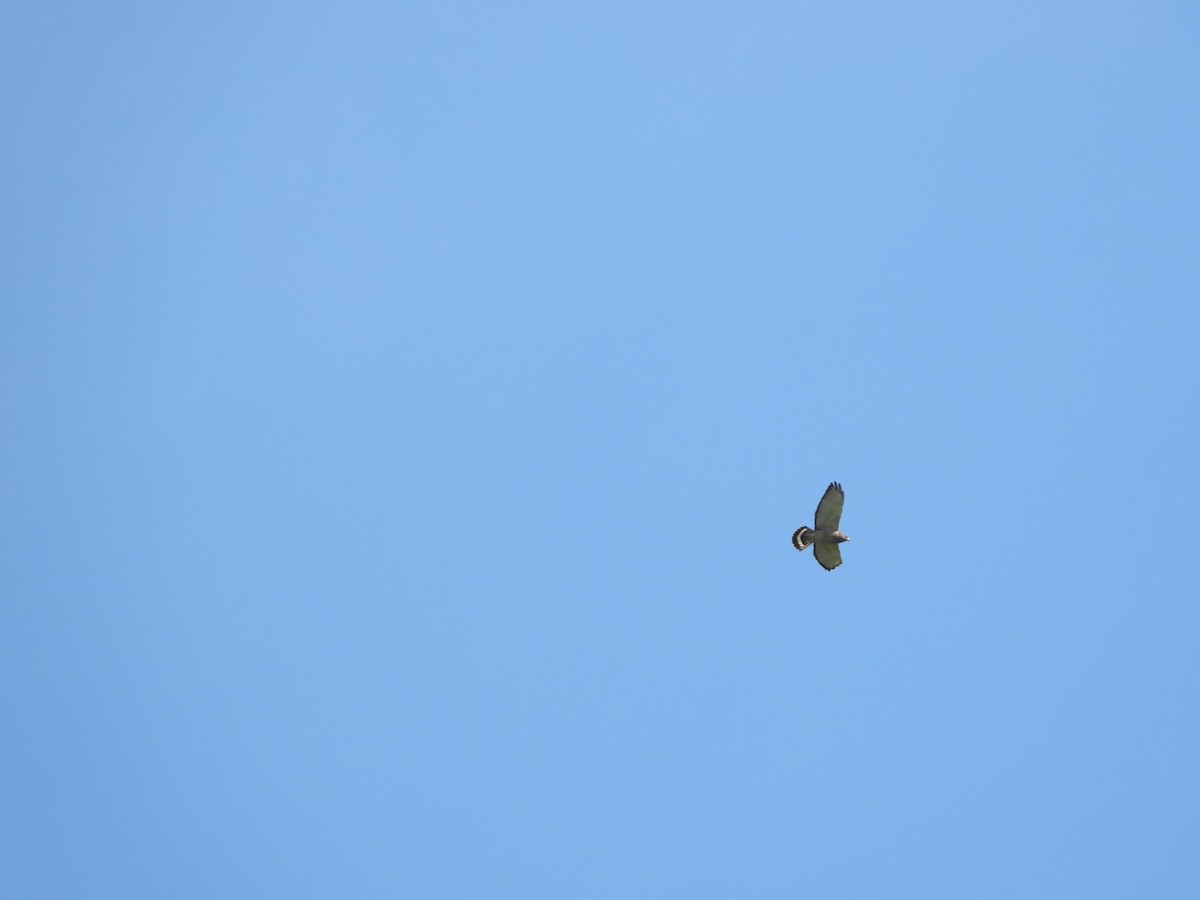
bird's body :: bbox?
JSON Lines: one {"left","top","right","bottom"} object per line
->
{"left": 792, "top": 482, "right": 851, "bottom": 571}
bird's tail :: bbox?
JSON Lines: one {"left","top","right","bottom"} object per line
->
{"left": 792, "top": 527, "right": 814, "bottom": 552}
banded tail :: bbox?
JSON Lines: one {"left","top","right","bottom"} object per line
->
{"left": 792, "top": 526, "right": 814, "bottom": 552}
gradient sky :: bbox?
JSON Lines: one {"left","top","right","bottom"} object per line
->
{"left": 4, "top": 3, "right": 1199, "bottom": 897}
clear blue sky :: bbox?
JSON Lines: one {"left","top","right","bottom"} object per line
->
{"left": 4, "top": 3, "right": 1199, "bottom": 897}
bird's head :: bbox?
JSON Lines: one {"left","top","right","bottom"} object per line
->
{"left": 832, "top": 531, "right": 850, "bottom": 543}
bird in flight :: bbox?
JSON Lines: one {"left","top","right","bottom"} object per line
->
{"left": 792, "top": 482, "right": 851, "bottom": 571}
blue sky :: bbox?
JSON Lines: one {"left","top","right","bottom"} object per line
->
{"left": 4, "top": 2, "right": 1199, "bottom": 897}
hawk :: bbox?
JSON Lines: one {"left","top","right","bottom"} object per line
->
{"left": 792, "top": 482, "right": 851, "bottom": 571}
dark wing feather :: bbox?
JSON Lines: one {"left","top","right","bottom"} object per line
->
{"left": 813, "top": 541, "right": 843, "bottom": 571}
{"left": 813, "top": 482, "right": 844, "bottom": 531}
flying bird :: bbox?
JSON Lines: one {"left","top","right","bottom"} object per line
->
{"left": 792, "top": 482, "right": 851, "bottom": 571}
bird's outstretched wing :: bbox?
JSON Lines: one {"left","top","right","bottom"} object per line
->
{"left": 813, "top": 482, "right": 844, "bottom": 531}
{"left": 813, "top": 541, "right": 843, "bottom": 571}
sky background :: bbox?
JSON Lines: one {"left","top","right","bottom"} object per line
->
{"left": 3, "top": 2, "right": 1199, "bottom": 897}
